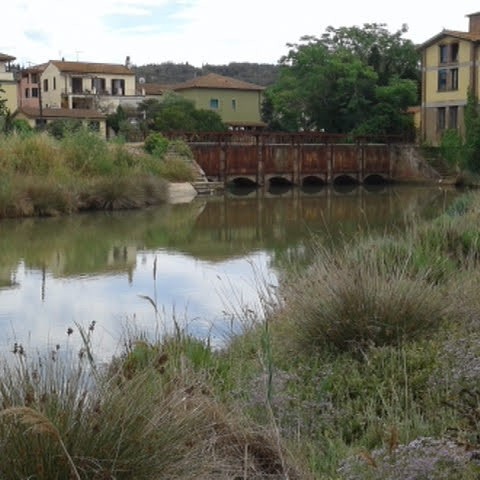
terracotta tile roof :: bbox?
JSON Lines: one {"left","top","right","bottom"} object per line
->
{"left": 0, "top": 53, "right": 16, "bottom": 62}
{"left": 50, "top": 60, "right": 134, "bottom": 76}
{"left": 21, "top": 63, "right": 48, "bottom": 76}
{"left": 418, "top": 29, "right": 480, "bottom": 49}
{"left": 173, "top": 73, "right": 265, "bottom": 92}
{"left": 143, "top": 83, "right": 174, "bottom": 95}
{"left": 18, "top": 107, "right": 106, "bottom": 119}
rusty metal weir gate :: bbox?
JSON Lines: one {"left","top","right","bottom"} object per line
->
{"left": 169, "top": 132, "right": 402, "bottom": 185}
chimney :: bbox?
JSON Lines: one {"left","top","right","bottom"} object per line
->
{"left": 468, "top": 12, "right": 480, "bottom": 33}
{"left": 125, "top": 56, "right": 132, "bottom": 69}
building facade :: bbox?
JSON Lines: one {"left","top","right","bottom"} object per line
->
{"left": 17, "top": 59, "right": 142, "bottom": 115}
{"left": 172, "top": 73, "right": 266, "bottom": 129}
{"left": 419, "top": 12, "right": 480, "bottom": 145}
{"left": 0, "top": 53, "right": 18, "bottom": 113}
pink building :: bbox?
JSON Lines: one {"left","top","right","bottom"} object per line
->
{"left": 17, "top": 64, "right": 46, "bottom": 109}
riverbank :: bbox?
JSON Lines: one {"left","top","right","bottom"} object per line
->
{"left": 0, "top": 131, "right": 196, "bottom": 218}
{"left": 0, "top": 190, "right": 479, "bottom": 478}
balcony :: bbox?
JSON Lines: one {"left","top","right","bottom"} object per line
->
{"left": 0, "top": 71, "right": 15, "bottom": 81}
{"left": 61, "top": 89, "right": 124, "bottom": 97}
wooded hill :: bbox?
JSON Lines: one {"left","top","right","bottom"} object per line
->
{"left": 132, "top": 62, "right": 280, "bottom": 86}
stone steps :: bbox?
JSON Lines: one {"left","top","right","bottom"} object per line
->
{"left": 191, "top": 181, "right": 224, "bottom": 195}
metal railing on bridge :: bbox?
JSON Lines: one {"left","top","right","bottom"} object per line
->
{"left": 165, "top": 131, "right": 408, "bottom": 146}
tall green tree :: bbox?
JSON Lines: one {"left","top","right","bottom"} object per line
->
{"left": 265, "top": 39, "right": 377, "bottom": 132}
{"left": 354, "top": 77, "right": 417, "bottom": 138}
{"left": 263, "top": 24, "right": 420, "bottom": 135}
{"left": 319, "top": 23, "right": 420, "bottom": 85}
{"left": 463, "top": 89, "right": 480, "bottom": 173}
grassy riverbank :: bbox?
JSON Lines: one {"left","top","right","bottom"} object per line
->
{"left": 1, "top": 192, "right": 480, "bottom": 478}
{"left": 0, "top": 130, "right": 196, "bottom": 218}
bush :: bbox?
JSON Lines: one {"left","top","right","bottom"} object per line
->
{"left": 144, "top": 132, "right": 169, "bottom": 157}
{"left": 276, "top": 242, "right": 448, "bottom": 354}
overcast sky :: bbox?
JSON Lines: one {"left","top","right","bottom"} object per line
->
{"left": 3, "top": 1, "right": 480, "bottom": 68}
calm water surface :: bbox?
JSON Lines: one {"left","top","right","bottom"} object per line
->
{"left": 0, "top": 185, "right": 461, "bottom": 358}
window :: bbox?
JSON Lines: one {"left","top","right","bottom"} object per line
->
{"left": 438, "top": 68, "right": 458, "bottom": 91}
{"left": 53, "top": 77, "right": 56, "bottom": 90}
{"left": 449, "top": 106, "right": 458, "bottom": 129}
{"left": 451, "top": 43, "right": 459, "bottom": 62}
{"left": 72, "top": 77, "right": 83, "bottom": 94}
{"left": 111, "top": 79, "right": 125, "bottom": 95}
{"left": 439, "top": 45, "right": 449, "bottom": 64}
{"left": 32, "top": 88, "right": 39, "bottom": 98}
{"left": 31, "top": 73, "right": 38, "bottom": 83}
{"left": 35, "top": 118, "right": 47, "bottom": 129}
{"left": 437, "top": 107, "right": 446, "bottom": 131}
{"left": 438, "top": 69, "right": 448, "bottom": 91}
{"left": 43, "top": 79, "right": 48, "bottom": 92}
{"left": 210, "top": 98, "right": 219, "bottom": 109}
{"left": 92, "top": 77, "right": 106, "bottom": 93}
{"left": 25, "top": 88, "right": 30, "bottom": 98}
{"left": 450, "top": 68, "right": 458, "bottom": 90}
{"left": 88, "top": 120, "right": 100, "bottom": 132}
{"left": 439, "top": 42, "right": 459, "bottom": 64}
{"left": 231, "top": 99, "right": 237, "bottom": 111}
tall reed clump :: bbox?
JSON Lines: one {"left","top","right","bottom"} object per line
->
{"left": 0, "top": 325, "right": 307, "bottom": 480}
{"left": 0, "top": 341, "right": 210, "bottom": 479}
{"left": 274, "top": 240, "right": 449, "bottom": 355}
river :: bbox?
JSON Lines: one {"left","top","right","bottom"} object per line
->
{"left": 0, "top": 184, "right": 461, "bottom": 360}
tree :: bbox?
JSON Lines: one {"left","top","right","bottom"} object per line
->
{"left": 263, "top": 24, "right": 420, "bottom": 135}
{"left": 354, "top": 78, "right": 417, "bottom": 138}
{"left": 106, "top": 105, "right": 129, "bottom": 134}
{"left": 0, "top": 84, "right": 10, "bottom": 133}
{"left": 319, "top": 23, "right": 420, "bottom": 85}
{"left": 138, "top": 93, "right": 226, "bottom": 133}
{"left": 265, "top": 40, "right": 377, "bottom": 132}
{"left": 463, "top": 89, "right": 480, "bottom": 173}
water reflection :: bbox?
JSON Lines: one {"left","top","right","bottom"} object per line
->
{"left": 0, "top": 185, "right": 461, "bottom": 358}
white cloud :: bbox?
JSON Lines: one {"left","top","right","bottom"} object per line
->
{"left": 2, "top": 0, "right": 480, "bottom": 67}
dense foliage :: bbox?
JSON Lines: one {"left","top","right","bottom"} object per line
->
{"left": 263, "top": 24, "right": 419, "bottom": 137}
{"left": 108, "top": 93, "right": 226, "bottom": 139}
{"left": 133, "top": 61, "right": 280, "bottom": 86}
{"left": 439, "top": 89, "right": 480, "bottom": 174}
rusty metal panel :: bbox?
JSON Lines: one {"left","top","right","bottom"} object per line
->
{"left": 190, "top": 144, "right": 221, "bottom": 177}
{"left": 332, "top": 145, "right": 360, "bottom": 173}
{"left": 263, "top": 145, "right": 294, "bottom": 173}
{"left": 226, "top": 145, "right": 258, "bottom": 175}
{"left": 364, "top": 145, "right": 390, "bottom": 173}
{"left": 300, "top": 145, "right": 330, "bottom": 173}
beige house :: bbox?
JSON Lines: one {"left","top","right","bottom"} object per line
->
{"left": 34, "top": 59, "right": 141, "bottom": 113}
{"left": 145, "top": 73, "right": 266, "bottom": 129}
{"left": 0, "top": 52, "right": 18, "bottom": 113}
{"left": 419, "top": 12, "right": 480, "bottom": 145}
{"left": 16, "top": 106, "right": 107, "bottom": 137}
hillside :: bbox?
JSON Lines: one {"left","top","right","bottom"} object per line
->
{"left": 132, "top": 62, "right": 280, "bottom": 87}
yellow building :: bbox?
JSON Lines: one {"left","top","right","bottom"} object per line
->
{"left": 419, "top": 12, "right": 480, "bottom": 145}
{"left": 0, "top": 52, "right": 18, "bottom": 113}
{"left": 172, "top": 73, "right": 266, "bottom": 129}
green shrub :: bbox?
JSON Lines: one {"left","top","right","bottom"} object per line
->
{"left": 144, "top": 132, "right": 169, "bottom": 157}
{"left": 276, "top": 243, "right": 448, "bottom": 354}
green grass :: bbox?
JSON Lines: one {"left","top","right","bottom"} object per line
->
{"left": 0, "top": 130, "right": 196, "bottom": 218}
{"left": 2, "top": 190, "right": 480, "bottom": 478}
